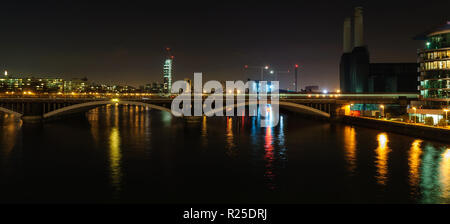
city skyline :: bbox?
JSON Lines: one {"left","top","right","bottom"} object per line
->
{"left": 0, "top": 0, "right": 449, "bottom": 208}
{"left": 0, "top": 1, "right": 448, "bottom": 90}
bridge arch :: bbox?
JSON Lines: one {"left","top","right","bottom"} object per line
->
{"left": 43, "top": 100, "right": 173, "bottom": 119}
{"left": 278, "top": 101, "right": 330, "bottom": 118}
{"left": 204, "top": 101, "right": 330, "bottom": 118}
{"left": 0, "top": 106, "right": 23, "bottom": 117}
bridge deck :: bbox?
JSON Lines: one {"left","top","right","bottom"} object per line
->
{"left": 0, "top": 93, "right": 419, "bottom": 122}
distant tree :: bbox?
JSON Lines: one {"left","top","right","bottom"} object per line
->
{"left": 401, "top": 115, "right": 410, "bottom": 122}
{"left": 385, "top": 113, "right": 391, "bottom": 120}
{"left": 424, "top": 117, "right": 434, "bottom": 126}
{"left": 410, "top": 115, "right": 420, "bottom": 123}
{"left": 438, "top": 118, "right": 447, "bottom": 127}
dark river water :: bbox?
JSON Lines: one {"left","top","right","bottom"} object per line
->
{"left": 0, "top": 105, "right": 449, "bottom": 203}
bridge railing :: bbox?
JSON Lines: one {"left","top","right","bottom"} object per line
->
{"left": 0, "top": 92, "right": 419, "bottom": 100}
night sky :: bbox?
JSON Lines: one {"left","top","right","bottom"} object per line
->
{"left": 0, "top": 0, "right": 448, "bottom": 90}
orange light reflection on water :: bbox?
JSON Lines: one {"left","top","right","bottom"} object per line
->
{"left": 440, "top": 149, "right": 450, "bottom": 200}
{"left": 344, "top": 126, "right": 357, "bottom": 174}
{"left": 375, "top": 133, "right": 390, "bottom": 185}
{"left": 408, "top": 140, "right": 423, "bottom": 189}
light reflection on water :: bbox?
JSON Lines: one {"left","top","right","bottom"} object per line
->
{"left": 344, "top": 126, "right": 357, "bottom": 174}
{"left": 264, "top": 125, "right": 275, "bottom": 190}
{"left": 109, "top": 127, "right": 122, "bottom": 195}
{"left": 440, "top": 149, "right": 450, "bottom": 201}
{"left": 0, "top": 114, "right": 21, "bottom": 158}
{"left": 420, "top": 144, "right": 441, "bottom": 203}
{"left": 411, "top": 142, "right": 450, "bottom": 204}
{"left": 408, "top": 140, "right": 422, "bottom": 192}
{"left": 226, "top": 117, "right": 236, "bottom": 157}
{"left": 201, "top": 116, "right": 207, "bottom": 147}
{"left": 0, "top": 106, "right": 449, "bottom": 203}
{"left": 375, "top": 133, "right": 390, "bottom": 186}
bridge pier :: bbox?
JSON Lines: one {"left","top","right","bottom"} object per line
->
{"left": 21, "top": 115, "right": 43, "bottom": 124}
{"left": 19, "top": 102, "right": 45, "bottom": 123}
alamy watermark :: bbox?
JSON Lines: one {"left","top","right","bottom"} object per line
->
{"left": 171, "top": 72, "right": 279, "bottom": 127}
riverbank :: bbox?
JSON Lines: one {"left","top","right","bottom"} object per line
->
{"left": 341, "top": 116, "right": 450, "bottom": 143}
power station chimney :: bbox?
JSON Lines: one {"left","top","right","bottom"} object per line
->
{"left": 343, "top": 17, "right": 352, "bottom": 53}
{"left": 354, "top": 7, "right": 364, "bottom": 48}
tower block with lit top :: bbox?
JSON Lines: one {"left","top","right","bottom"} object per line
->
{"left": 163, "top": 48, "right": 174, "bottom": 93}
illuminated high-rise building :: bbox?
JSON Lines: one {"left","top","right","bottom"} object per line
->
{"left": 408, "top": 21, "right": 450, "bottom": 125}
{"left": 417, "top": 21, "right": 450, "bottom": 106}
{"left": 163, "top": 48, "right": 174, "bottom": 93}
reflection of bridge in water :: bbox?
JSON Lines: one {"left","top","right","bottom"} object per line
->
{"left": 0, "top": 93, "right": 418, "bottom": 123}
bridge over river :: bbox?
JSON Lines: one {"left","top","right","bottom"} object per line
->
{"left": 0, "top": 93, "right": 418, "bottom": 123}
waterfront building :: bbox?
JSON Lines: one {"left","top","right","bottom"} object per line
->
{"left": 409, "top": 21, "right": 450, "bottom": 125}
{"left": 0, "top": 77, "right": 23, "bottom": 91}
{"left": 143, "top": 82, "right": 164, "bottom": 93}
{"left": 0, "top": 73, "right": 64, "bottom": 93}
{"left": 144, "top": 84, "right": 152, "bottom": 93}
{"left": 87, "top": 84, "right": 119, "bottom": 93}
{"left": 116, "top": 85, "right": 137, "bottom": 93}
{"left": 64, "top": 78, "right": 88, "bottom": 93}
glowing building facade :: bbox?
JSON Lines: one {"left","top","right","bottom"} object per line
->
{"left": 417, "top": 22, "right": 450, "bottom": 106}
{"left": 408, "top": 22, "right": 450, "bottom": 125}
{"left": 163, "top": 48, "right": 174, "bottom": 93}
{"left": 0, "top": 73, "right": 64, "bottom": 93}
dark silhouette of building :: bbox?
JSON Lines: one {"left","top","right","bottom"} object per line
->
{"left": 305, "top": 85, "right": 319, "bottom": 92}
{"left": 340, "top": 7, "right": 418, "bottom": 94}
{"left": 349, "top": 46, "right": 370, "bottom": 93}
{"left": 340, "top": 7, "right": 369, "bottom": 93}
{"left": 369, "top": 63, "right": 419, "bottom": 93}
